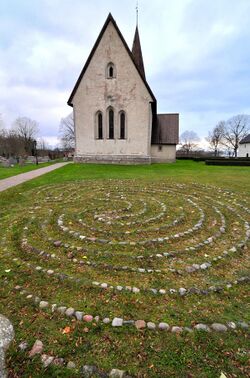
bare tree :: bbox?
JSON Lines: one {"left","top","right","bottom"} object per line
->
{"left": 59, "top": 113, "right": 75, "bottom": 149}
{"left": 12, "top": 116, "right": 39, "bottom": 155}
{"left": 222, "top": 114, "right": 250, "bottom": 157}
{"left": 179, "top": 130, "right": 200, "bottom": 153}
{"left": 206, "top": 121, "right": 225, "bottom": 156}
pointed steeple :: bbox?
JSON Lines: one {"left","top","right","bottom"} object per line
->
{"left": 132, "top": 26, "right": 146, "bottom": 79}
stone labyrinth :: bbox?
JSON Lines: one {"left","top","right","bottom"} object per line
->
{"left": 2, "top": 180, "right": 250, "bottom": 332}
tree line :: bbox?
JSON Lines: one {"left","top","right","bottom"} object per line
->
{"left": 179, "top": 114, "right": 250, "bottom": 157}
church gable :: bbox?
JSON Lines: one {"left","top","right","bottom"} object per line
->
{"left": 68, "top": 13, "right": 155, "bottom": 107}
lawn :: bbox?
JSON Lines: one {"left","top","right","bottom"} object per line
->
{"left": 0, "top": 161, "right": 249, "bottom": 377}
{"left": 0, "top": 160, "right": 61, "bottom": 180}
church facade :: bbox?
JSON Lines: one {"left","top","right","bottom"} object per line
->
{"left": 68, "top": 13, "right": 179, "bottom": 164}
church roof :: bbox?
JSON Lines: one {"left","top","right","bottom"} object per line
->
{"left": 132, "top": 26, "right": 146, "bottom": 79}
{"left": 151, "top": 114, "right": 179, "bottom": 145}
{"left": 68, "top": 13, "right": 156, "bottom": 107}
{"left": 239, "top": 134, "right": 250, "bottom": 144}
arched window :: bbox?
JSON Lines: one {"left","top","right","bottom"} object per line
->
{"left": 106, "top": 62, "right": 116, "bottom": 79}
{"left": 120, "top": 112, "right": 126, "bottom": 139}
{"left": 98, "top": 112, "right": 103, "bottom": 139}
{"left": 95, "top": 111, "right": 103, "bottom": 139}
{"left": 108, "top": 109, "right": 114, "bottom": 139}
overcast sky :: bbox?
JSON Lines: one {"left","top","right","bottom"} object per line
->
{"left": 0, "top": 0, "right": 249, "bottom": 146}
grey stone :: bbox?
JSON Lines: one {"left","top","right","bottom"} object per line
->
{"left": 39, "top": 301, "right": 49, "bottom": 309}
{"left": 57, "top": 306, "right": 67, "bottom": 314}
{"left": 103, "top": 318, "right": 111, "bottom": 324}
{"left": 75, "top": 311, "right": 83, "bottom": 321}
{"left": 67, "top": 361, "right": 76, "bottom": 369}
{"left": 81, "top": 365, "right": 98, "bottom": 377}
{"left": 227, "top": 322, "right": 237, "bottom": 329}
{"left": 179, "top": 288, "right": 187, "bottom": 296}
{"left": 158, "top": 322, "right": 170, "bottom": 330}
{"left": 41, "top": 354, "right": 54, "bottom": 368}
{"left": 147, "top": 322, "right": 156, "bottom": 330}
{"left": 109, "top": 369, "right": 126, "bottom": 377}
{"left": 0, "top": 315, "right": 14, "bottom": 378}
{"left": 211, "top": 323, "right": 227, "bottom": 332}
{"left": 171, "top": 326, "right": 183, "bottom": 333}
{"left": 112, "top": 318, "right": 123, "bottom": 327}
{"left": 194, "top": 324, "right": 210, "bottom": 332}
{"left": 100, "top": 283, "right": 108, "bottom": 289}
{"left": 238, "top": 321, "right": 249, "bottom": 329}
{"left": 18, "top": 341, "right": 28, "bottom": 350}
{"left": 65, "top": 307, "right": 75, "bottom": 317}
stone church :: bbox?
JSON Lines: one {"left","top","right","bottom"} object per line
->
{"left": 68, "top": 13, "right": 179, "bottom": 164}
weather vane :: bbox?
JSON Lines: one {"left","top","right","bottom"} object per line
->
{"left": 136, "top": 0, "right": 139, "bottom": 26}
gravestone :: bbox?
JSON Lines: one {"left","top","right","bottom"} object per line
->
{"left": 0, "top": 315, "right": 15, "bottom": 378}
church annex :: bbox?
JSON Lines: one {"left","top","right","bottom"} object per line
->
{"left": 68, "top": 13, "right": 179, "bottom": 164}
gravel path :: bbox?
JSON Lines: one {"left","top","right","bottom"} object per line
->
{"left": 0, "top": 162, "right": 70, "bottom": 192}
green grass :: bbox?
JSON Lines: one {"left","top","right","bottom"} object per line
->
{"left": 0, "top": 160, "right": 62, "bottom": 180}
{"left": 0, "top": 160, "right": 249, "bottom": 377}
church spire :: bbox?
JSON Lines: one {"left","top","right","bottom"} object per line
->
{"left": 132, "top": 4, "right": 146, "bottom": 80}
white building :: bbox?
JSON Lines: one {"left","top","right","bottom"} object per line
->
{"left": 238, "top": 134, "right": 250, "bottom": 157}
{"left": 68, "top": 13, "right": 179, "bottom": 164}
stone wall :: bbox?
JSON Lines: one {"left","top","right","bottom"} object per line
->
{"left": 151, "top": 145, "right": 176, "bottom": 162}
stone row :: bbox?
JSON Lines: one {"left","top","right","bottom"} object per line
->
{"left": 13, "top": 285, "right": 250, "bottom": 334}
{"left": 10, "top": 254, "right": 250, "bottom": 299}
{"left": 19, "top": 338, "right": 129, "bottom": 377}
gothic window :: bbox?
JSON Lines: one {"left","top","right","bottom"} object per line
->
{"left": 108, "top": 108, "right": 114, "bottom": 139}
{"left": 120, "top": 111, "right": 126, "bottom": 139}
{"left": 106, "top": 62, "right": 116, "bottom": 79}
{"left": 95, "top": 111, "right": 103, "bottom": 139}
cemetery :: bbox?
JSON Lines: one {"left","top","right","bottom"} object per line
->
{"left": 0, "top": 161, "right": 249, "bottom": 377}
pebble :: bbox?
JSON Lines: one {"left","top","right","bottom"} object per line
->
{"left": 227, "top": 322, "right": 236, "bottom": 329}
{"left": 158, "top": 322, "right": 170, "bottom": 330}
{"left": 75, "top": 311, "right": 83, "bottom": 321}
{"left": 41, "top": 354, "right": 54, "bottom": 368}
{"left": 194, "top": 324, "right": 210, "bottom": 332}
{"left": 132, "top": 287, "right": 140, "bottom": 293}
{"left": 29, "top": 339, "right": 43, "bottom": 357}
{"left": 101, "top": 283, "right": 108, "bottom": 289}
{"left": 147, "top": 322, "right": 156, "bottom": 330}
{"left": 39, "top": 301, "right": 49, "bottom": 309}
{"left": 171, "top": 326, "right": 183, "bottom": 333}
{"left": 159, "top": 289, "right": 166, "bottom": 294}
{"left": 52, "top": 357, "right": 64, "bottom": 366}
{"left": 65, "top": 307, "right": 75, "bottom": 317}
{"left": 135, "top": 320, "right": 146, "bottom": 329}
{"left": 211, "top": 323, "right": 227, "bottom": 332}
{"left": 57, "top": 306, "right": 67, "bottom": 314}
{"left": 179, "top": 288, "right": 187, "bottom": 296}
{"left": 54, "top": 240, "right": 62, "bottom": 247}
{"left": 103, "top": 318, "right": 111, "bottom": 324}
{"left": 81, "top": 365, "right": 98, "bottom": 377}
{"left": 18, "top": 341, "right": 28, "bottom": 350}
{"left": 51, "top": 304, "right": 57, "bottom": 313}
{"left": 67, "top": 361, "right": 76, "bottom": 369}
{"left": 83, "top": 315, "right": 93, "bottom": 322}
{"left": 116, "top": 286, "right": 123, "bottom": 291}
{"left": 238, "top": 321, "right": 249, "bottom": 329}
{"left": 112, "top": 318, "right": 123, "bottom": 327}
{"left": 47, "top": 269, "right": 54, "bottom": 275}
{"left": 109, "top": 369, "right": 126, "bottom": 377}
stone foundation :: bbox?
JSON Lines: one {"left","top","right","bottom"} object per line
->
{"left": 74, "top": 155, "right": 151, "bottom": 165}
